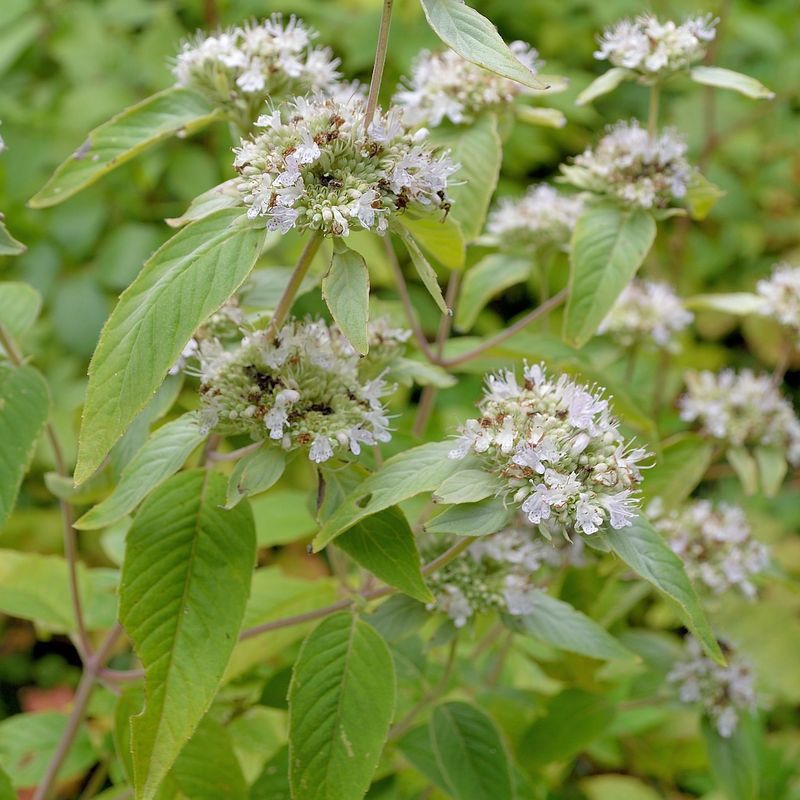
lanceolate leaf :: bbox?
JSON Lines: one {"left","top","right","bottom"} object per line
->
{"left": 0, "top": 282, "right": 41, "bottom": 341}
{"left": 425, "top": 498, "right": 513, "bottom": 537}
{"left": 701, "top": 715, "right": 760, "bottom": 800}
{"left": 166, "top": 179, "right": 242, "bottom": 228}
{"left": 120, "top": 470, "right": 255, "bottom": 800}
{"left": 396, "top": 213, "right": 466, "bottom": 270}
{"left": 0, "top": 220, "right": 25, "bottom": 256}
{"left": 75, "top": 209, "right": 264, "bottom": 484}
{"left": 576, "top": 67, "right": 632, "bottom": 106}
{"left": 429, "top": 114, "right": 502, "bottom": 243}
{"left": 419, "top": 0, "right": 548, "bottom": 91}
{"left": 225, "top": 446, "right": 286, "bottom": 509}
{"left": 289, "top": 613, "right": 396, "bottom": 800}
{"left": 641, "top": 434, "right": 714, "bottom": 504}
{"left": 76, "top": 412, "right": 206, "bottom": 530}
{"left": 430, "top": 702, "right": 513, "bottom": 800}
{"left": 689, "top": 66, "right": 775, "bottom": 100}
{"left": 29, "top": 88, "right": 222, "bottom": 208}
{"left": 564, "top": 203, "right": 656, "bottom": 347}
{"left": 603, "top": 516, "right": 724, "bottom": 664}
{"left": 322, "top": 242, "right": 370, "bottom": 355}
{"left": 394, "top": 226, "right": 449, "bottom": 314}
{"left": 336, "top": 506, "right": 433, "bottom": 603}
{"left": 0, "top": 364, "right": 49, "bottom": 529}
{"left": 314, "top": 441, "right": 464, "bottom": 549}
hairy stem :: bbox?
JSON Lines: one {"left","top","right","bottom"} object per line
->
{"left": 364, "top": 0, "right": 395, "bottom": 129}
{"left": 266, "top": 232, "right": 324, "bottom": 339}
{"left": 0, "top": 324, "right": 92, "bottom": 661}
{"left": 647, "top": 84, "right": 660, "bottom": 140}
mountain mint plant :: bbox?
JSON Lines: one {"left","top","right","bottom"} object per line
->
{"left": 1, "top": 2, "right": 792, "bottom": 799}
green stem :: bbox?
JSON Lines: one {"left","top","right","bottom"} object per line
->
{"left": 364, "top": 0, "right": 395, "bottom": 129}
{"left": 647, "top": 85, "right": 660, "bottom": 140}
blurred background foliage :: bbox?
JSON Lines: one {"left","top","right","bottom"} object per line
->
{"left": 1, "top": 0, "right": 799, "bottom": 797}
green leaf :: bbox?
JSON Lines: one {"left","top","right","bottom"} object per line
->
{"left": 515, "top": 105, "right": 567, "bottom": 128}
{"left": 689, "top": 66, "right": 775, "bottom": 100}
{"left": 506, "top": 590, "right": 634, "bottom": 660}
{"left": 455, "top": 254, "right": 531, "bottom": 332}
{"left": 226, "top": 447, "right": 287, "bottom": 509}
{"left": 289, "top": 612, "right": 396, "bottom": 800}
{"left": 564, "top": 203, "right": 656, "bottom": 347}
{"left": 29, "top": 88, "right": 222, "bottom": 208}
{"left": 727, "top": 446, "right": 759, "bottom": 495}
{"left": 576, "top": 67, "right": 633, "bottom": 105}
{"left": 166, "top": 179, "right": 242, "bottom": 228}
{"left": 314, "top": 441, "right": 463, "bottom": 549}
{"left": 685, "top": 172, "right": 725, "bottom": 221}
{"left": 398, "top": 725, "right": 451, "bottom": 795}
{"left": 434, "top": 469, "right": 502, "bottom": 504}
{"left": 396, "top": 213, "right": 466, "bottom": 270}
{"left": 426, "top": 497, "right": 513, "bottom": 537}
{"left": 75, "top": 209, "right": 264, "bottom": 484}
{"left": 429, "top": 114, "right": 502, "bottom": 243}
{"left": 120, "top": 470, "right": 255, "bottom": 800}
{"left": 0, "top": 282, "right": 41, "bottom": 340}
{"left": 76, "top": 412, "right": 206, "bottom": 530}
{"left": 0, "top": 764, "right": 12, "bottom": 800}
{"left": 602, "top": 516, "right": 723, "bottom": 664}
{"left": 754, "top": 445, "right": 787, "bottom": 498}
{"left": 0, "top": 712, "right": 95, "bottom": 789}
{"left": 389, "top": 357, "right": 457, "bottom": 388}
{"left": 519, "top": 689, "right": 614, "bottom": 769}
{"left": 579, "top": 775, "right": 662, "bottom": 800}
{"left": 394, "top": 225, "right": 448, "bottom": 314}
{"left": 336, "top": 506, "right": 433, "bottom": 603}
{"left": 0, "top": 364, "right": 50, "bottom": 529}
{"left": 0, "top": 220, "right": 25, "bottom": 255}
{"left": 322, "top": 242, "right": 370, "bottom": 355}
{"left": 641, "top": 434, "right": 714, "bottom": 505}
{"left": 419, "top": 0, "right": 548, "bottom": 90}
{"left": 684, "top": 292, "right": 766, "bottom": 315}
{"left": 701, "top": 715, "right": 760, "bottom": 800}
{"left": 430, "top": 702, "right": 513, "bottom": 800}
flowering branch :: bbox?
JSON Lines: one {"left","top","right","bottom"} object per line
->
{"left": 364, "top": 0, "right": 395, "bottom": 129}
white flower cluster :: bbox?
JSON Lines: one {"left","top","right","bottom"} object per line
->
{"left": 756, "top": 262, "right": 800, "bottom": 343}
{"left": 234, "top": 94, "right": 457, "bottom": 236}
{"left": 172, "top": 16, "right": 341, "bottom": 120}
{"left": 595, "top": 14, "right": 717, "bottom": 79}
{"left": 394, "top": 43, "right": 541, "bottom": 127}
{"left": 197, "top": 317, "right": 410, "bottom": 463}
{"left": 679, "top": 369, "right": 800, "bottom": 465}
{"left": 484, "top": 184, "right": 584, "bottom": 250}
{"left": 449, "top": 364, "right": 648, "bottom": 537}
{"left": 651, "top": 499, "right": 768, "bottom": 598}
{"left": 598, "top": 279, "right": 693, "bottom": 351}
{"left": 667, "top": 637, "right": 756, "bottom": 737}
{"left": 563, "top": 120, "right": 693, "bottom": 209}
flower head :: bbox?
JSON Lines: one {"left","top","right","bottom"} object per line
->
{"left": 678, "top": 369, "right": 800, "bottom": 465}
{"left": 651, "top": 499, "right": 768, "bottom": 599}
{"left": 394, "top": 43, "right": 541, "bottom": 127}
{"left": 595, "top": 14, "right": 717, "bottom": 80}
{"left": 484, "top": 184, "right": 584, "bottom": 250}
{"left": 756, "top": 262, "right": 800, "bottom": 343}
{"left": 234, "top": 95, "right": 457, "bottom": 236}
{"left": 197, "top": 317, "right": 409, "bottom": 463}
{"left": 449, "top": 364, "right": 648, "bottom": 537}
{"left": 667, "top": 637, "right": 756, "bottom": 737}
{"left": 172, "top": 16, "right": 342, "bottom": 124}
{"left": 563, "top": 120, "right": 693, "bottom": 209}
{"left": 598, "top": 279, "right": 693, "bottom": 350}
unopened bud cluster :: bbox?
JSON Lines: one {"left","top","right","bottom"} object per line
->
{"left": 595, "top": 14, "right": 717, "bottom": 80}
{"left": 172, "top": 16, "right": 341, "bottom": 123}
{"left": 197, "top": 317, "right": 409, "bottom": 463}
{"left": 563, "top": 120, "right": 692, "bottom": 209}
{"left": 679, "top": 369, "right": 800, "bottom": 465}
{"left": 234, "top": 95, "right": 457, "bottom": 236}
{"left": 449, "top": 364, "right": 648, "bottom": 536}
{"left": 667, "top": 637, "right": 756, "bottom": 738}
{"left": 394, "top": 43, "right": 541, "bottom": 128}
{"left": 484, "top": 184, "right": 584, "bottom": 251}
{"left": 756, "top": 262, "right": 800, "bottom": 343}
{"left": 650, "top": 499, "right": 768, "bottom": 599}
{"left": 598, "top": 279, "right": 693, "bottom": 351}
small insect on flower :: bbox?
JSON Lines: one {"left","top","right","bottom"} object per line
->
{"left": 756, "top": 262, "right": 800, "bottom": 345}
{"left": 598, "top": 279, "right": 694, "bottom": 351}
{"left": 667, "top": 636, "right": 757, "bottom": 737}
{"left": 678, "top": 369, "right": 800, "bottom": 466}
{"left": 394, "top": 42, "right": 541, "bottom": 128}
{"left": 234, "top": 94, "right": 457, "bottom": 236}
{"left": 197, "top": 317, "right": 410, "bottom": 463}
{"left": 449, "top": 364, "right": 649, "bottom": 538}
{"left": 561, "top": 120, "right": 694, "bottom": 209}
{"left": 650, "top": 499, "right": 769, "bottom": 599}
{"left": 484, "top": 184, "right": 584, "bottom": 251}
{"left": 595, "top": 13, "right": 717, "bottom": 81}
